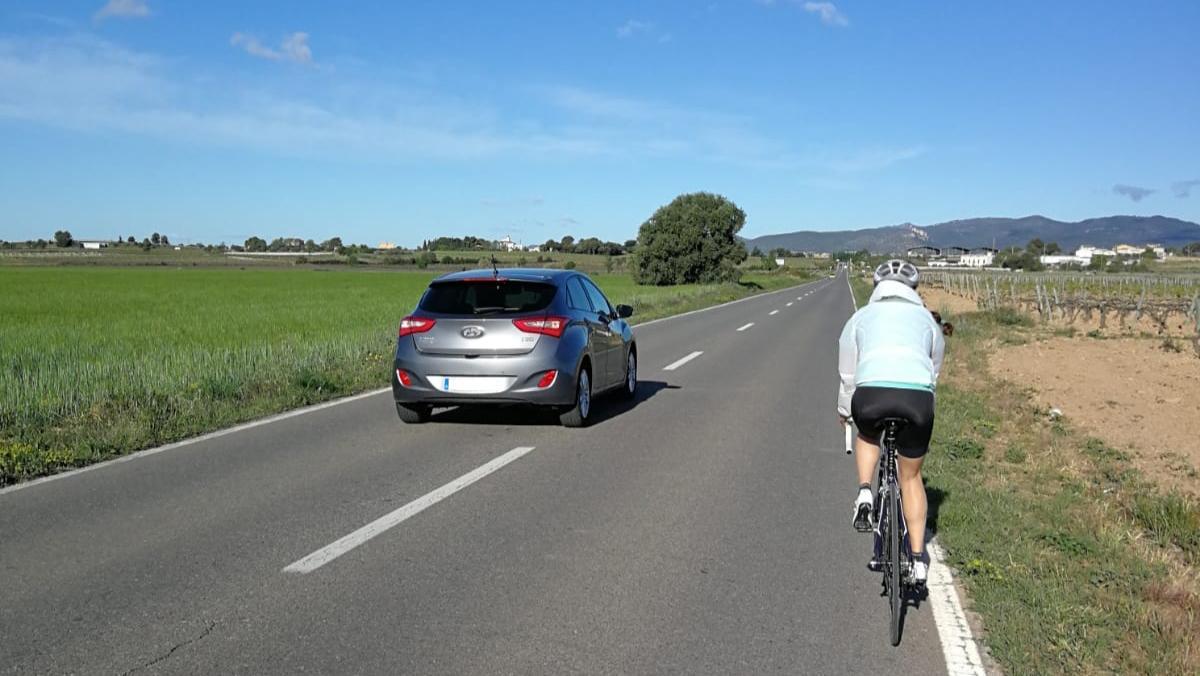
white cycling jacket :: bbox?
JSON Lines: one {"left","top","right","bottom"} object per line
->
{"left": 837, "top": 280, "right": 945, "bottom": 417}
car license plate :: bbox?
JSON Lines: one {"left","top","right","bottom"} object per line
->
{"left": 427, "top": 375, "right": 514, "bottom": 394}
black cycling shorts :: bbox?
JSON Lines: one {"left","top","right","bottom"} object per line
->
{"left": 851, "top": 386, "right": 935, "bottom": 459}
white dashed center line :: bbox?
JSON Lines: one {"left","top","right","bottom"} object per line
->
{"left": 769, "top": 310, "right": 779, "bottom": 316}
{"left": 737, "top": 322, "right": 754, "bottom": 332}
{"left": 283, "top": 446, "right": 538, "bottom": 574}
{"left": 663, "top": 351, "right": 704, "bottom": 371}
{"left": 786, "top": 302, "right": 793, "bottom": 307}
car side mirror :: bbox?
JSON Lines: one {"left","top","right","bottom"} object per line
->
{"left": 616, "top": 304, "right": 634, "bottom": 319}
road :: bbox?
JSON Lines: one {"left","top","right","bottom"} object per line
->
{"left": 1, "top": 272, "right": 960, "bottom": 675}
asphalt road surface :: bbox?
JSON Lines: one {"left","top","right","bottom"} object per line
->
{"left": 1, "top": 272, "right": 955, "bottom": 675}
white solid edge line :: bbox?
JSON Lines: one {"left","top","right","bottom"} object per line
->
{"left": 283, "top": 446, "right": 537, "bottom": 574}
{"left": 845, "top": 271, "right": 859, "bottom": 310}
{"left": 769, "top": 309, "right": 780, "bottom": 315}
{"left": 736, "top": 322, "right": 755, "bottom": 332}
{"left": 5, "top": 278, "right": 827, "bottom": 497}
{"left": 0, "top": 387, "right": 392, "bottom": 497}
{"left": 632, "top": 279, "right": 821, "bottom": 329}
{"left": 928, "top": 541, "right": 987, "bottom": 675}
{"left": 662, "top": 351, "right": 703, "bottom": 371}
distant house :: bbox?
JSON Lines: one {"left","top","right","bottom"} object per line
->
{"left": 377, "top": 241, "right": 397, "bottom": 250}
{"left": 906, "top": 246, "right": 941, "bottom": 258}
{"left": 1075, "top": 246, "right": 1117, "bottom": 262}
{"left": 942, "top": 246, "right": 969, "bottom": 264}
{"left": 960, "top": 248, "right": 996, "bottom": 267}
{"left": 1040, "top": 254, "right": 1087, "bottom": 267}
{"left": 81, "top": 241, "right": 108, "bottom": 250}
{"left": 525, "top": 245, "right": 542, "bottom": 253}
{"left": 497, "top": 235, "right": 522, "bottom": 252}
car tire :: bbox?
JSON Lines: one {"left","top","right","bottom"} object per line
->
{"left": 559, "top": 366, "right": 592, "bottom": 428}
{"left": 619, "top": 350, "right": 637, "bottom": 400}
{"left": 396, "top": 402, "right": 432, "bottom": 424}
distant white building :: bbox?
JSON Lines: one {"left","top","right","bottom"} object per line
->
{"left": 525, "top": 244, "right": 542, "bottom": 253}
{"left": 377, "top": 241, "right": 397, "bottom": 250}
{"left": 497, "top": 235, "right": 522, "bottom": 252}
{"left": 81, "top": 241, "right": 108, "bottom": 249}
{"left": 1075, "top": 245, "right": 1117, "bottom": 261}
{"left": 960, "top": 248, "right": 996, "bottom": 267}
{"left": 1040, "top": 254, "right": 1087, "bottom": 267}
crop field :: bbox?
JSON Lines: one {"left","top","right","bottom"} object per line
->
{"left": 925, "top": 271, "right": 1200, "bottom": 344}
{"left": 0, "top": 266, "right": 805, "bottom": 484}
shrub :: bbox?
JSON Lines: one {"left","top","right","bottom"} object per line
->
{"left": 633, "top": 192, "right": 747, "bottom": 285}
{"left": 1131, "top": 493, "right": 1200, "bottom": 558}
{"left": 991, "top": 306, "right": 1032, "bottom": 327}
{"left": 564, "top": 261, "right": 576, "bottom": 270}
{"left": 944, "top": 436, "right": 985, "bottom": 460}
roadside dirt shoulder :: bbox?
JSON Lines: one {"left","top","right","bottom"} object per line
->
{"left": 990, "top": 334, "right": 1200, "bottom": 495}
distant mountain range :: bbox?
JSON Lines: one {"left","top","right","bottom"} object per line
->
{"left": 743, "top": 215, "right": 1200, "bottom": 254}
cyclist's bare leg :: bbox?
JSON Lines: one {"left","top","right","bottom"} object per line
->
{"left": 897, "top": 455, "right": 927, "bottom": 556}
{"left": 855, "top": 435, "right": 881, "bottom": 486}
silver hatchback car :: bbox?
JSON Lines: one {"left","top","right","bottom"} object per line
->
{"left": 392, "top": 268, "right": 637, "bottom": 427}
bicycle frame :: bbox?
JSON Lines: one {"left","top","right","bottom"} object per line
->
{"left": 871, "top": 422, "right": 912, "bottom": 580}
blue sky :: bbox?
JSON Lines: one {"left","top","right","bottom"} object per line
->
{"left": 1, "top": 1, "right": 1197, "bottom": 247}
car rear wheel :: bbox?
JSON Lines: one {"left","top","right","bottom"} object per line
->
{"left": 619, "top": 351, "right": 637, "bottom": 400}
{"left": 396, "top": 402, "right": 432, "bottom": 424}
{"left": 559, "top": 367, "right": 592, "bottom": 428}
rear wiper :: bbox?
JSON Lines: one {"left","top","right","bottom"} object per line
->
{"left": 472, "top": 306, "right": 521, "bottom": 314}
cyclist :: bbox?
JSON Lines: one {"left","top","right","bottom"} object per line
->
{"left": 837, "top": 260, "right": 944, "bottom": 586}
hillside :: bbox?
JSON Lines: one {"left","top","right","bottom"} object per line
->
{"left": 745, "top": 215, "right": 1200, "bottom": 254}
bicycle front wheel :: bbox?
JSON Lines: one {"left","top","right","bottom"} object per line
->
{"left": 888, "top": 484, "right": 902, "bottom": 646}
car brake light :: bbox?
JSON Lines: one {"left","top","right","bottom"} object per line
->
{"left": 536, "top": 370, "right": 558, "bottom": 389}
{"left": 513, "top": 316, "right": 567, "bottom": 338}
{"left": 399, "top": 316, "right": 435, "bottom": 337}
{"left": 396, "top": 369, "right": 413, "bottom": 387}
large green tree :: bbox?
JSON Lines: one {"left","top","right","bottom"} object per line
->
{"left": 633, "top": 192, "right": 747, "bottom": 285}
{"left": 53, "top": 230, "right": 73, "bottom": 247}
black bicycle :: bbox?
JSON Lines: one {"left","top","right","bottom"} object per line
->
{"left": 850, "top": 417, "right": 914, "bottom": 646}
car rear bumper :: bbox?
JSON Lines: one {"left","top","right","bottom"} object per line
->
{"left": 391, "top": 339, "right": 580, "bottom": 408}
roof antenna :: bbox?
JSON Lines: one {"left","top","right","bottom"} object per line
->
{"left": 490, "top": 254, "right": 500, "bottom": 279}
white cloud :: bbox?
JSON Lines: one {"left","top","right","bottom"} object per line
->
{"left": 826, "top": 146, "right": 926, "bottom": 173}
{"left": 616, "top": 19, "right": 672, "bottom": 43}
{"left": 616, "top": 19, "right": 650, "bottom": 38}
{"left": 803, "top": 2, "right": 848, "bottom": 27}
{"left": 231, "top": 32, "right": 313, "bottom": 65}
{"left": 0, "top": 35, "right": 919, "bottom": 176}
{"left": 94, "top": 0, "right": 150, "bottom": 21}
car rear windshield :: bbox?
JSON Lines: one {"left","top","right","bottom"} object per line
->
{"left": 419, "top": 280, "right": 558, "bottom": 315}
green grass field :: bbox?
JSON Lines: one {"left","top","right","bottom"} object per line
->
{"left": 0, "top": 266, "right": 807, "bottom": 485}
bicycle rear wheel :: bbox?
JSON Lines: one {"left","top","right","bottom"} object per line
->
{"left": 888, "top": 483, "right": 902, "bottom": 646}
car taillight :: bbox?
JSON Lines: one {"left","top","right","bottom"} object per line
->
{"left": 513, "top": 316, "right": 567, "bottom": 338}
{"left": 536, "top": 370, "right": 558, "bottom": 389}
{"left": 396, "top": 369, "right": 413, "bottom": 387}
{"left": 399, "top": 316, "right": 435, "bottom": 337}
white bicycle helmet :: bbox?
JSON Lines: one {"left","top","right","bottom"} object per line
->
{"left": 872, "top": 259, "right": 919, "bottom": 288}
